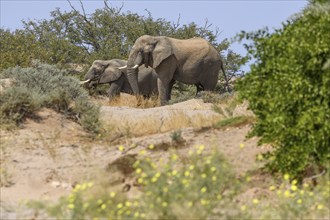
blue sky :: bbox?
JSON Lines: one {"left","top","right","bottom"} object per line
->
{"left": 1, "top": 0, "right": 308, "bottom": 60}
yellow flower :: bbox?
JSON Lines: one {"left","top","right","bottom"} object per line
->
{"left": 137, "top": 178, "right": 143, "bottom": 184}
{"left": 184, "top": 171, "right": 190, "bottom": 177}
{"left": 155, "top": 172, "right": 161, "bottom": 178}
{"left": 201, "top": 187, "right": 207, "bottom": 193}
{"left": 284, "top": 190, "right": 291, "bottom": 198}
{"left": 125, "top": 201, "right": 131, "bottom": 207}
{"left": 201, "top": 173, "right": 207, "bottom": 178}
{"left": 317, "top": 204, "right": 324, "bottom": 210}
{"left": 134, "top": 212, "right": 140, "bottom": 218}
{"left": 300, "top": 190, "right": 305, "bottom": 195}
{"left": 303, "top": 183, "right": 309, "bottom": 188}
{"left": 246, "top": 176, "right": 251, "bottom": 182}
{"left": 118, "top": 145, "right": 125, "bottom": 152}
{"left": 75, "top": 184, "right": 81, "bottom": 191}
{"left": 172, "top": 170, "right": 178, "bottom": 176}
{"left": 136, "top": 168, "right": 142, "bottom": 174}
{"left": 217, "top": 195, "right": 222, "bottom": 200}
{"left": 241, "top": 205, "right": 247, "bottom": 211}
{"left": 133, "top": 201, "right": 139, "bottom": 207}
{"left": 151, "top": 177, "right": 158, "bottom": 182}
{"left": 83, "top": 203, "right": 89, "bottom": 210}
{"left": 189, "top": 165, "right": 195, "bottom": 170}
{"left": 212, "top": 176, "right": 217, "bottom": 181}
{"left": 239, "top": 143, "right": 245, "bottom": 149}
{"left": 117, "top": 209, "right": 123, "bottom": 216}
{"left": 252, "top": 199, "right": 259, "bottom": 204}
{"left": 200, "top": 199, "right": 208, "bottom": 205}
{"left": 187, "top": 201, "right": 193, "bottom": 207}
{"left": 139, "top": 150, "right": 146, "bottom": 155}
{"left": 117, "top": 203, "right": 123, "bottom": 209}
{"left": 97, "top": 199, "right": 103, "bottom": 204}
{"left": 284, "top": 173, "right": 290, "bottom": 180}
{"left": 163, "top": 187, "right": 168, "bottom": 192}
{"left": 269, "top": 186, "right": 276, "bottom": 191}
{"left": 67, "top": 204, "right": 75, "bottom": 209}
{"left": 87, "top": 182, "right": 93, "bottom": 188}
{"left": 148, "top": 144, "right": 155, "bottom": 150}
{"left": 199, "top": 145, "right": 205, "bottom": 151}
{"left": 297, "top": 199, "right": 302, "bottom": 204}
{"left": 162, "top": 202, "right": 168, "bottom": 207}
{"left": 257, "top": 154, "right": 263, "bottom": 161}
{"left": 171, "top": 154, "right": 178, "bottom": 161}
{"left": 110, "top": 192, "right": 116, "bottom": 198}
{"left": 291, "top": 179, "right": 298, "bottom": 185}
{"left": 101, "top": 204, "right": 106, "bottom": 210}
{"left": 309, "top": 192, "right": 314, "bottom": 196}
{"left": 133, "top": 160, "right": 140, "bottom": 168}
{"left": 277, "top": 190, "right": 282, "bottom": 196}
{"left": 141, "top": 213, "right": 146, "bottom": 218}
{"left": 291, "top": 185, "right": 298, "bottom": 191}
{"left": 211, "top": 166, "right": 217, "bottom": 172}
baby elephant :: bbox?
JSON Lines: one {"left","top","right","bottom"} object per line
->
{"left": 81, "top": 59, "right": 158, "bottom": 100}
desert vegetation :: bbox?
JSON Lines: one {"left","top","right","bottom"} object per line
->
{"left": 0, "top": 0, "right": 329, "bottom": 219}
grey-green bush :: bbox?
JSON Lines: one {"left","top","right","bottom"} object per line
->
{"left": 0, "top": 62, "right": 101, "bottom": 133}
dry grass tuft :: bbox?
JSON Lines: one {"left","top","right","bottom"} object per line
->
{"left": 108, "top": 93, "right": 159, "bottom": 109}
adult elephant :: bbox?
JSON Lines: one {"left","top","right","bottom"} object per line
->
{"left": 81, "top": 59, "right": 158, "bottom": 100}
{"left": 122, "top": 35, "right": 228, "bottom": 105}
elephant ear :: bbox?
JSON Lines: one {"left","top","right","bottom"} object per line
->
{"left": 103, "top": 66, "right": 123, "bottom": 82}
{"left": 152, "top": 37, "right": 173, "bottom": 69}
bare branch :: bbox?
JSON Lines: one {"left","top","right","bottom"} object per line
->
{"left": 67, "top": 0, "right": 76, "bottom": 12}
{"left": 79, "top": 0, "right": 87, "bottom": 18}
{"left": 172, "top": 14, "right": 181, "bottom": 30}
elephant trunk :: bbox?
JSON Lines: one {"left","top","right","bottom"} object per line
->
{"left": 127, "top": 51, "right": 143, "bottom": 96}
{"left": 127, "top": 67, "right": 139, "bottom": 95}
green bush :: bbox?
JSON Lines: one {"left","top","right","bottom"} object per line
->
{"left": 237, "top": 2, "right": 330, "bottom": 178}
{"left": 0, "top": 86, "right": 40, "bottom": 127}
{"left": 0, "top": 62, "right": 101, "bottom": 133}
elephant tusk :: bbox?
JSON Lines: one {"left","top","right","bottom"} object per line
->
{"left": 118, "top": 65, "right": 127, "bottom": 70}
{"left": 80, "top": 79, "right": 91, "bottom": 85}
{"left": 132, "top": 64, "right": 139, "bottom": 69}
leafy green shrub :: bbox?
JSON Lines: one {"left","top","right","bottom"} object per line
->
{"left": 237, "top": 2, "right": 330, "bottom": 178}
{"left": 0, "top": 62, "right": 101, "bottom": 133}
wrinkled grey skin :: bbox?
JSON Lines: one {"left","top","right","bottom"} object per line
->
{"left": 126, "top": 35, "right": 228, "bottom": 105}
{"left": 83, "top": 59, "right": 158, "bottom": 100}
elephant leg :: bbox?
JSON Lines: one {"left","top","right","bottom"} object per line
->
{"left": 168, "top": 79, "right": 176, "bottom": 100}
{"left": 195, "top": 83, "right": 204, "bottom": 96}
{"left": 108, "top": 82, "right": 121, "bottom": 101}
{"left": 155, "top": 56, "right": 177, "bottom": 105}
{"left": 157, "top": 79, "right": 171, "bottom": 105}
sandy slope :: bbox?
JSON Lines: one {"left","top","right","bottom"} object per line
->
{"left": 0, "top": 97, "right": 264, "bottom": 219}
